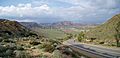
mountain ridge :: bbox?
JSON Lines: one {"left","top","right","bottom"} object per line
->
{"left": 0, "top": 19, "right": 37, "bottom": 38}
{"left": 85, "top": 14, "right": 120, "bottom": 45}
{"left": 20, "top": 22, "right": 42, "bottom": 28}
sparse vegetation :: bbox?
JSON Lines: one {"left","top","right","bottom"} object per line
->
{"left": 14, "top": 51, "right": 31, "bottom": 58}
{"left": 52, "top": 50, "right": 63, "bottom": 58}
{"left": 29, "top": 40, "right": 41, "bottom": 45}
{"left": 0, "top": 14, "right": 120, "bottom": 58}
{"left": 33, "top": 28, "right": 67, "bottom": 39}
{"left": 114, "top": 21, "right": 120, "bottom": 47}
{"left": 85, "top": 14, "right": 120, "bottom": 47}
{"left": 64, "top": 33, "right": 73, "bottom": 40}
{"left": 77, "top": 31, "right": 85, "bottom": 42}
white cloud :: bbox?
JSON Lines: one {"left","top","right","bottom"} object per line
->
{"left": 0, "top": 3, "right": 52, "bottom": 18}
{"left": 53, "top": 0, "right": 120, "bottom": 21}
{"left": 0, "top": 0, "right": 119, "bottom": 23}
{"left": 16, "top": 19, "right": 35, "bottom": 22}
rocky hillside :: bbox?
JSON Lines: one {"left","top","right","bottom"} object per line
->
{"left": 20, "top": 22, "right": 42, "bottom": 28}
{"left": 0, "top": 19, "right": 37, "bottom": 38}
{"left": 50, "top": 21, "right": 89, "bottom": 28}
{"left": 85, "top": 14, "right": 120, "bottom": 44}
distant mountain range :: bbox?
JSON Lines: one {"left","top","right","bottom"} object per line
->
{"left": 50, "top": 21, "right": 99, "bottom": 28}
{"left": 20, "top": 21, "right": 99, "bottom": 28}
{"left": 20, "top": 21, "right": 99, "bottom": 29}
{"left": 20, "top": 22, "right": 42, "bottom": 28}
{"left": 51, "top": 21, "right": 82, "bottom": 27}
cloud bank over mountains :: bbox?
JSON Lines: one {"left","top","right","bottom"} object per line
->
{"left": 0, "top": 0, "right": 120, "bottom": 23}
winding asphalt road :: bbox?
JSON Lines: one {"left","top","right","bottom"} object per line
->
{"left": 63, "top": 39, "right": 120, "bottom": 58}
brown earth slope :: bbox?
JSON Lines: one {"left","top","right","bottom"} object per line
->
{"left": 0, "top": 19, "right": 37, "bottom": 38}
{"left": 85, "top": 14, "right": 120, "bottom": 45}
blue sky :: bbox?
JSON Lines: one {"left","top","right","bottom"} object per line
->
{"left": 0, "top": 0, "right": 120, "bottom": 23}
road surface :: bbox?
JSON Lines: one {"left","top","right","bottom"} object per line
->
{"left": 63, "top": 39, "right": 120, "bottom": 58}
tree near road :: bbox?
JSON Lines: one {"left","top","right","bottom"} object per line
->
{"left": 114, "top": 21, "right": 120, "bottom": 47}
{"left": 77, "top": 31, "right": 85, "bottom": 42}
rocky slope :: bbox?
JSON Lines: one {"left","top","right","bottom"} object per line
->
{"left": 85, "top": 14, "right": 120, "bottom": 45}
{"left": 0, "top": 19, "right": 37, "bottom": 38}
{"left": 20, "top": 22, "right": 42, "bottom": 28}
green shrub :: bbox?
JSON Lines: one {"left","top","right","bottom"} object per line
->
{"left": 5, "top": 49, "right": 14, "bottom": 56}
{"left": 17, "top": 46, "right": 24, "bottom": 50}
{"left": 99, "top": 42, "right": 104, "bottom": 44}
{"left": 0, "top": 38, "right": 3, "bottom": 42}
{"left": 3, "top": 39, "right": 15, "bottom": 43}
{"left": 52, "top": 50, "right": 63, "bottom": 58}
{"left": 0, "top": 45, "right": 14, "bottom": 57}
{"left": 30, "top": 41, "right": 41, "bottom": 45}
{"left": 111, "top": 43, "right": 116, "bottom": 46}
{"left": 39, "top": 43, "right": 50, "bottom": 49}
{"left": 14, "top": 51, "right": 31, "bottom": 58}
{"left": 77, "top": 32, "right": 85, "bottom": 42}
{"left": 44, "top": 44, "right": 55, "bottom": 53}
{"left": 6, "top": 43, "right": 17, "bottom": 50}
{"left": 39, "top": 43, "right": 55, "bottom": 53}
{"left": 39, "top": 54, "right": 48, "bottom": 58}
{"left": 0, "top": 45, "right": 7, "bottom": 53}
{"left": 3, "top": 39, "right": 11, "bottom": 42}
